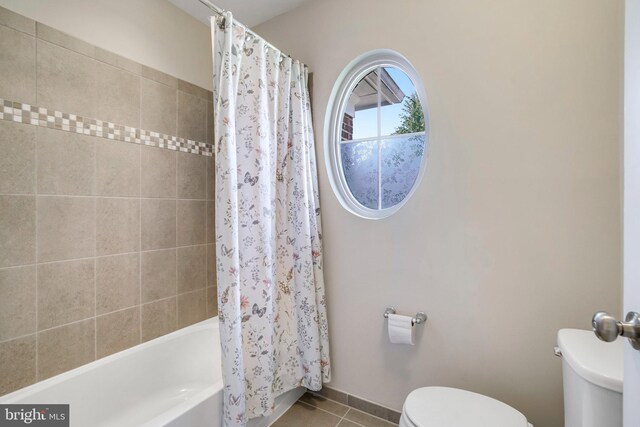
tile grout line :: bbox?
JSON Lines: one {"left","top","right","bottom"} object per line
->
{"left": 306, "top": 391, "right": 397, "bottom": 426}
{"left": 0, "top": 244, "right": 210, "bottom": 272}
{"left": 206, "top": 156, "right": 209, "bottom": 316}
{"left": 295, "top": 400, "right": 342, "bottom": 422}
{"left": 93, "top": 131, "right": 98, "bottom": 361}
{"left": 37, "top": 37, "right": 140, "bottom": 80}
{"left": 205, "top": 158, "right": 208, "bottom": 317}
{"left": 33, "top": 27, "right": 211, "bottom": 94}
{"left": 34, "top": 31, "right": 39, "bottom": 381}
{"left": 138, "top": 78, "right": 143, "bottom": 344}
{"left": 339, "top": 408, "right": 349, "bottom": 425}
{"left": 96, "top": 303, "right": 142, "bottom": 319}
{"left": 175, "top": 151, "right": 179, "bottom": 329}
{"left": 0, "top": 192, "right": 208, "bottom": 201}
{"left": 314, "top": 397, "right": 351, "bottom": 426}
{"left": 0, "top": 293, "right": 191, "bottom": 346}
{"left": 293, "top": 401, "right": 364, "bottom": 427}
{"left": 34, "top": 89, "right": 39, "bottom": 381}
{"left": 175, "top": 85, "right": 179, "bottom": 147}
{"left": 0, "top": 20, "right": 34, "bottom": 37}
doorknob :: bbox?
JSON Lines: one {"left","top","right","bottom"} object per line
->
{"left": 592, "top": 311, "right": 640, "bottom": 350}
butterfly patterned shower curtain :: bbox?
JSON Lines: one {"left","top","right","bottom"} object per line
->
{"left": 211, "top": 12, "right": 331, "bottom": 426}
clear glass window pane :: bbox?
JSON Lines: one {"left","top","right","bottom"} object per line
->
{"left": 344, "top": 70, "right": 378, "bottom": 140}
{"left": 381, "top": 134, "right": 426, "bottom": 209}
{"left": 380, "top": 67, "right": 424, "bottom": 137}
{"left": 340, "top": 140, "right": 379, "bottom": 209}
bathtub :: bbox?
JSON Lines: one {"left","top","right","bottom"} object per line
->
{"left": 0, "top": 317, "right": 303, "bottom": 427}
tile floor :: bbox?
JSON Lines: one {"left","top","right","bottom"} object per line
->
{"left": 273, "top": 392, "right": 398, "bottom": 427}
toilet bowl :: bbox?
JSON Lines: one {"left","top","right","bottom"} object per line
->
{"left": 399, "top": 387, "right": 532, "bottom": 427}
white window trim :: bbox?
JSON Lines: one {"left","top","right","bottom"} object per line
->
{"left": 324, "top": 49, "right": 430, "bottom": 219}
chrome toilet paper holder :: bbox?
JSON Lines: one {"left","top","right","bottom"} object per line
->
{"left": 383, "top": 307, "right": 427, "bottom": 326}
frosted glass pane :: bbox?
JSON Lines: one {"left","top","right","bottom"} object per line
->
{"left": 381, "top": 135, "right": 425, "bottom": 209}
{"left": 380, "top": 67, "right": 424, "bottom": 137}
{"left": 341, "top": 140, "right": 379, "bottom": 209}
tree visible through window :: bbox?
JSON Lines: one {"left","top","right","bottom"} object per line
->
{"left": 395, "top": 93, "right": 425, "bottom": 135}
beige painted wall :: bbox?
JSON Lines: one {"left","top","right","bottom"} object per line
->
{"left": 0, "top": 0, "right": 213, "bottom": 90}
{"left": 255, "top": 1, "right": 623, "bottom": 426}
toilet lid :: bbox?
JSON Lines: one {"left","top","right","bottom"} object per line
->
{"left": 404, "top": 387, "right": 528, "bottom": 427}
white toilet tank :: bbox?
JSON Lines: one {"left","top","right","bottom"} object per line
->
{"left": 557, "top": 329, "right": 623, "bottom": 427}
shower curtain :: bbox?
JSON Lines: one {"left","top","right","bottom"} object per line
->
{"left": 212, "top": 12, "right": 330, "bottom": 426}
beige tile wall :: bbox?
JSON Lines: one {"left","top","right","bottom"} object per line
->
{"left": 0, "top": 6, "right": 217, "bottom": 396}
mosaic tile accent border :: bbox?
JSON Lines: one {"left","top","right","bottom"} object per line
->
{"left": 0, "top": 99, "right": 214, "bottom": 157}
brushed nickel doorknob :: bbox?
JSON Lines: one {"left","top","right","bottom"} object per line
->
{"left": 592, "top": 311, "right": 640, "bottom": 350}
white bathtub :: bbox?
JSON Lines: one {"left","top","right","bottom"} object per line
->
{"left": 1, "top": 318, "right": 222, "bottom": 427}
{"left": 0, "top": 317, "right": 303, "bottom": 427}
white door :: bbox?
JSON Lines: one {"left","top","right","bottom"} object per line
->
{"left": 624, "top": 1, "right": 640, "bottom": 425}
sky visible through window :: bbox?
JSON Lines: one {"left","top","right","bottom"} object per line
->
{"left": 352, "top": 67, "right": 417, "bottom": 140}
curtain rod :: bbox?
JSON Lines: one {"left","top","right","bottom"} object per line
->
{"left": 196, "top": 0, "right": 292, "bottom": 59}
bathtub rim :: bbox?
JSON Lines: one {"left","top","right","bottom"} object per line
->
{"left": 0, "top": 316, "right": 221, "bottom": 403}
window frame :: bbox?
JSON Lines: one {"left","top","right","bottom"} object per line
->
{"left": 324, "top": 49, "right": 430, "bottom": 219}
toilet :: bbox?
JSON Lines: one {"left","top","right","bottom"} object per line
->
{"left": 399, "top": 387, "right": 531, "bottom": 427}
{"left": 557, "top": 328, "right": 623, "bottom": 427}
{"left": 399, "top": 329, "right": 623, "bottom": 427}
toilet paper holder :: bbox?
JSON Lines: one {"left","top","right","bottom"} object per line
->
{"left": 383, "top": 307, "right": 427, "bottom": 326}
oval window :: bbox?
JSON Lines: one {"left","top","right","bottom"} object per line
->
{"left": 325, "top": 50, "right": 429, "bottom": 219}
